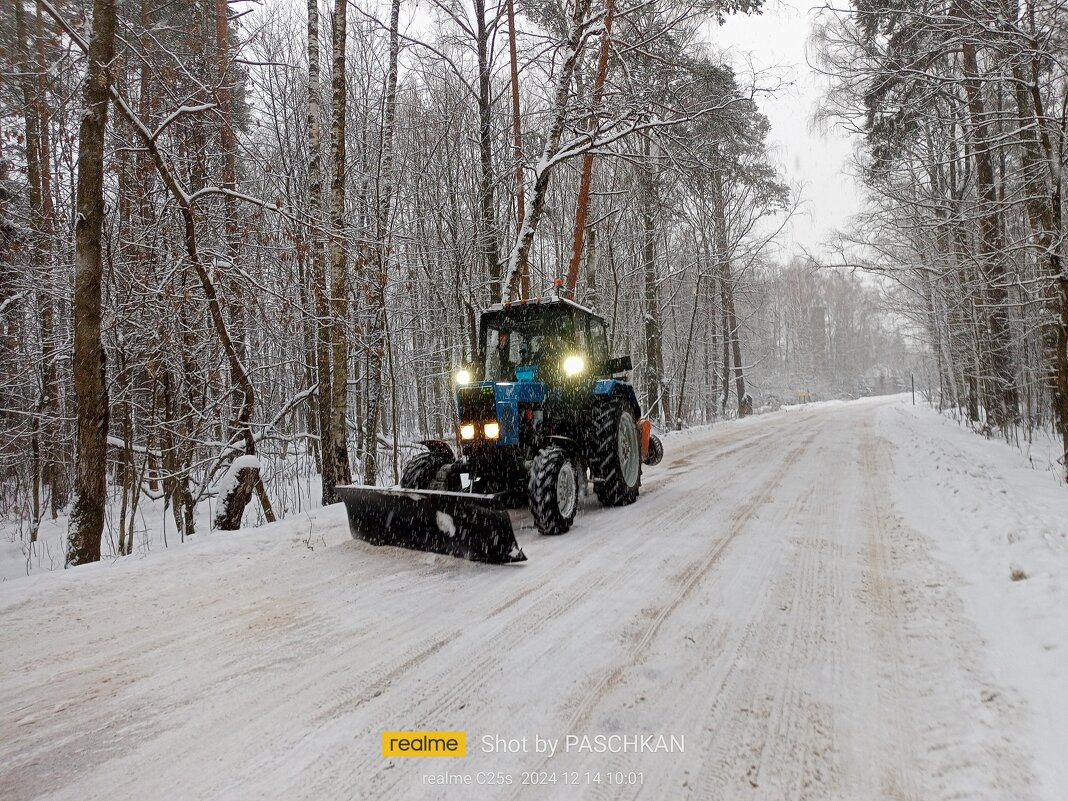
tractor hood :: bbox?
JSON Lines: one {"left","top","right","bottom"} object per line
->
{"left": 456, "top": 380, "right": 546, "bottom": 446}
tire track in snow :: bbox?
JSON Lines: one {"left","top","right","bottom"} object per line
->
{"left": 596, "top": 425, "right": 830, "bottom": 801}
{"left": 687, "top": 432, "right": 844, "bottom": 801}
{"left": 574, "top": 421, "right": 823, "bottom": 720}
{"left": 358, "top": 418, "right": 803, "bottom": 801}
{"left": 852, "top": 428, "right": 1034, "bottom": 801}
{"left": 856, "top": 429, "right": 921, "bottom": 800}
{"left": 505, "top": 415, "right": 826, "bottom": 799}
{"left": 572, "top": 410, "right": 849, "bottom": 801}
{"left": 628, "top": 414, "right": 838, "bottom": 801}
{"left": 677, "top": 412, "right": 912, "bottom": 801}
{"left": 278, "top": 420, "right": 791, "bottom": 800}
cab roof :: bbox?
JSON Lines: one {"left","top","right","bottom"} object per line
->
{"left": 482, "top": 295, "right": 605, "bottom": 322}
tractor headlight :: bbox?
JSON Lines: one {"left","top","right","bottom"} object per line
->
{"left": 562, "top": 355, "right": 586, "bottom": 376}
{"left": 459, "top": 424, "right": 476, "bottom": 440}
{"left": 484, "top": 422, "right": 500, "bottom": 439}
{"left": 455, "top": 368, "right": 472, "bottom": 385}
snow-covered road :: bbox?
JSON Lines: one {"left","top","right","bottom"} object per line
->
{"left": 2, "top": 397, "right": 1065, "bottom": 801}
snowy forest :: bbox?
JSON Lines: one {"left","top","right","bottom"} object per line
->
{"left": 1, "top": 0, "right": 1013, "bottom": 569}
{"left": 6, "top": 0, "right": 1068, "bottom": 795}
{"left": 815, "top": 0, "right": 1068, "bottom": 461}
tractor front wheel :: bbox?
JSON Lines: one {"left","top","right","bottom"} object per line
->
{"left": 593, "top": 400, "right": 642, "bottom": 507}
{"left": 400, "top": 451, "right": 452, "bottom": 490}
{"left": 528, "top": 446, "right": 579, "bottom": 536}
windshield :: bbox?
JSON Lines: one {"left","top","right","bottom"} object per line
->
{"left": 483, "top": 307, "right": 583, "bottom": 382}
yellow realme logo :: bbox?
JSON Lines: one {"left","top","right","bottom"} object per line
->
{"left": 382, "top": 731, "right": 467, "bottom": 757}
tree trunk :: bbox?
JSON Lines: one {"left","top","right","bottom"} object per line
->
{"left": 328, "top": 0, "right": 352, "bottom": 490}
{"left": 1008, "top": 57, "right": 1068, "bottom": 477}
{"left": 711, "top": 167, "right": 749, "bottom": 416}
{"left": 958, "top": 29, "right": 1018, "bottom": 427}
{"left": 639, "top": 136, "right": 667, "bottom": 423}
{"left": 34, "top": 0, "right": 65, "bottom": 514}
{"left": 504, "top": 0, "right": 527, "bottom": 298}
{"left": 473, "top": 0, "right": 500, "bottom": 302}
{"left": 720, "top": 295, "right": 730, "bottom": 414}
{"left": 676, "top": 272, "right": 702, "bottom": 430}
{"left": 15, "top": 0, "right": 45, "bottom": 527}
{"left": 215, "top": 0, "right": 246, "bottom": 397}
{"left": 501, "top": 0, "right": 594, "bottom": 301}
{"left": 215, "top": 0, "right": 237, "bottom": 238}
{"left": 565, "top": 0, "right": 615, "bottom": 297}
{"left": 67, "top": 0, "right": 118, "bottom": 566}
{"left": 17, "top": 0, "right": 66, "bottom": 517}
{"left": 725, "top": 284, "right": 749, "bottom": 416}
{"left": 307, "top": 0, "right": 336, "bottom": 501}
{"left": 214, "top": 463, "right": 261, "bottom": 530}
{"left": 363, "top": 0, "right": 401, "bottom": 485}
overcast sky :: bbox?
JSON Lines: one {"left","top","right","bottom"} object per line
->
{"left": 703, "top": 0, "right": 864, "bottom": 260}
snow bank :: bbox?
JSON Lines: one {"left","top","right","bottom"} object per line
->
{"left": 1, "top": 456, "right": 323, "bottom": 582}
{"left": 878, "top": 400, "right": 1068, "bottom": 800}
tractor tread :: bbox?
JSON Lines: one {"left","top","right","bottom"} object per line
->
{"left": 528, "top": 446, "right": 577, "bottom": 536}
{"left": 592, "top": 400, "right": 641, "bottom": 507}
{"left": 399, "top": 451, "right": 451, "bottom": 490}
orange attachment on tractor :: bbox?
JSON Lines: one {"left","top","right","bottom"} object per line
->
{"left": 638, "top": 417, "right": 652, "bottom": 459}
{"left": 638, "top": 418, "right": 663, "bottom": 466}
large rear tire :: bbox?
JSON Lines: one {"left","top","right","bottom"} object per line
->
{"left": 528, "top": 446, "right": 579, "bottom": 536}
{"left": 593, "top": 400, "right": 641, "bottom": 507}
{"left": 400, "top": 451, "right": 451, "bottom": 490}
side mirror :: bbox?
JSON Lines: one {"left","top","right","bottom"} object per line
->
{"left": 606, "top": 355, "right": 632, "bottom": 374}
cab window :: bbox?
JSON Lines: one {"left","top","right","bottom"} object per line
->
{"left": 588, "top": 318, "right": 609, "bottom": 364}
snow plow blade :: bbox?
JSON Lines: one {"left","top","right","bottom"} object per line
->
{"left": 336, "top": 485, "right": 526, "bottom": 564}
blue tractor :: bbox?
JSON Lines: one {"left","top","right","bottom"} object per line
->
{"left": 338, "top": 296, "right": 663, "bottom": 564}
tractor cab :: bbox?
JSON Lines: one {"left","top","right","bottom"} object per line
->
{"left": 477, "top": 297, "right": 612, "bottom": 385}
{"left": 454, "top": 298, "right": 634, "bottom": 453}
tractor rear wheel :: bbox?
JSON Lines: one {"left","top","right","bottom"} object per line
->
{"left": 528, "top": 446, "right": 579, "bottom": 536}
{"left": 400, "top": 451, "right": 452, "bottom": 490}
{"left": 593, "top": 400, "right": 642, "bottom": 507}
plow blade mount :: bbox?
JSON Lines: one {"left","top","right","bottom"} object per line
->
{"left": 337, "top": 485, "right": 526, "bottom": 564}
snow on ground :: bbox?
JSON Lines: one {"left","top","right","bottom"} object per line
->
{"left": 1, "top": 396, "right": 1065, "bottom": 800}
{"left": 0, "top": 457, "right": 324, "bottom": 582}
{"left": 877, "top": 401, "right": 1068, "bottom": 799}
